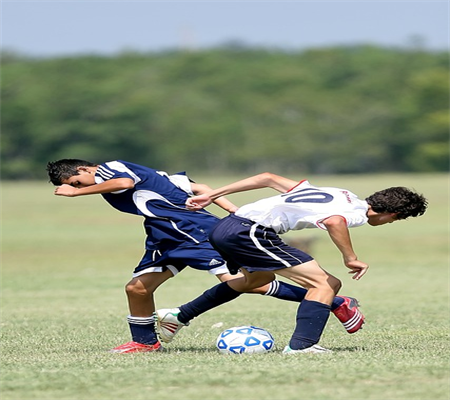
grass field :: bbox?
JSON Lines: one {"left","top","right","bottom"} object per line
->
{"left": 1, "top": 173, "right": 449, "bottom": 400}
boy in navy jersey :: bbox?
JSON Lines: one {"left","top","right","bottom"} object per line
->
{"left": 48, "top": 160, "right": 366, "bottom": 353}
{"left": 156, "top": 172, "right": 427, "bottom": 354}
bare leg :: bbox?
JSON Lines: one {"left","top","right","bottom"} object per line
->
{"left": 274, "top": 260, "right": 341, "bottom": 305}
{"left": 126, "top": 269, "right": 174, "bottom": 316}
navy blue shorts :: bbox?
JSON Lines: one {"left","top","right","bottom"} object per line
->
{"left": 133, "top": 242, "right": 228, "bottom": 277}
{"left": 209, "top": 214, "right": 314, "bottom": 273}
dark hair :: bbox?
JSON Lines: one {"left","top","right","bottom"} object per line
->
{"left": 365, "top": 187, "right": 428, "bottom": 220}
{"left": 46, "top": 159, "right": 97, "bottom": 185}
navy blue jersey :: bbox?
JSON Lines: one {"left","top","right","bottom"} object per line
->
{"left": 94, "top": 160, "right": 221, "bottom": 251}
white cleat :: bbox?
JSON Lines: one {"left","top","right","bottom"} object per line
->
{"left": 282, "top": 344, "right": 331, "bottom": 354}
{"left": 154, "top": 308, "right": 188, "bottom": 343}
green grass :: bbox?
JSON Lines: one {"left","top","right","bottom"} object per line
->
{"left": 1, "top": 173, "right": 449, "bottom": 400}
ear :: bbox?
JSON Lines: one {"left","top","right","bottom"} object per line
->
{"left": 76, "top": 166, "right": 90, "bottom": 173}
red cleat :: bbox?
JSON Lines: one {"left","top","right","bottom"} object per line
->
{"left": 332, "top": 296, "right": 365, "bottom": 334}
{"left": 109, "top": 340, "right": 163, "bottom": 354}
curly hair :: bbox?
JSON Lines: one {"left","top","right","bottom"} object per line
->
{"left": 365, "top": 187, "right": 428, "bottom": 220}
{"left": 46, "top": 159, "right": 97, "bottom": 185}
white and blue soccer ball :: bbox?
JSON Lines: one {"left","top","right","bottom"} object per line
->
{"left": 216, "top": 325, "right": 275, "bottom": 354}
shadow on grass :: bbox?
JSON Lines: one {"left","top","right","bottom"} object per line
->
{"left": 328, "top": 346, "right": 368, "bottom": 352}
{"left": 161, "top": 345, "right": 368, "bottom": 353}
{"left": 162, "top": 346, "right": 218, "bottom": 353}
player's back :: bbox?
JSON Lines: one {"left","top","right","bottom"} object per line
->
{"left": 97, "top": 160, "right": 220, "bottom": 247}
{"left": 236, "top": 180, "right": 368, "bottom": 233}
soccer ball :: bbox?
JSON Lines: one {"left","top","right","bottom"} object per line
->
{"left": 216, "top": 325, "right": 275, "bottom": 354}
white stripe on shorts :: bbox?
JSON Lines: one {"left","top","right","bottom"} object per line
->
{"left": 132, "top": 264, "right": 179, "bottom": 277}
{"left": 249, "top": 224, "right": 292, "bottom": 267}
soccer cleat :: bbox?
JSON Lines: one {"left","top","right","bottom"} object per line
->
{"left": 154, "top": 308, "right": 188, "bottom": 343}
{"left": 332, "top": 296, "right": 365, "bottom": 334}
{"left": 109, "top": 340, "right": 163, "bottom": 354}
{"left": 282, "top": 345, "right": 331, "bottom": 354}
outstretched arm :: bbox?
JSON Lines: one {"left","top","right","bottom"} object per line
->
{"left": 322, "top": 215, "right": 369, "bottom": 280}
{"left": 54, "top": 178, "right": 135, "bottom": 197}
{"left": 190, "top": 183, "right": 239, "bottom": 213}
{"left": 186, "top": 172, "right": 299, "bottom": 210}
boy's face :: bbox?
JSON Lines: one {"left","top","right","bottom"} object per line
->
{"left": 367, "top": 211, "right": 399, "bottom": 226}
{"left": 61, "top": 167, "right": 96, "bottom": 188}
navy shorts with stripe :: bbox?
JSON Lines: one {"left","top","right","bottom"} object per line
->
{"left": 134, "top": 242, "right": 226, "bottom": 274}
{"left": 209, "top": 214, "right": 314, "bottom": 273}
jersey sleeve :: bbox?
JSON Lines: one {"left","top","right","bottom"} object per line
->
{"left": 316, "top": 213, "right": 368, "bottom": 230}
{"left": 342, "top": 213, "right": 368, "bottom": 228}
{"left": 167, "top": 173, "right": 194, "bottom": 195}
{"left": 95, "top": 161, "right": 141, "bottom": 193}
{"left": 286, "top": 179, "right": 309, "bottom": 192}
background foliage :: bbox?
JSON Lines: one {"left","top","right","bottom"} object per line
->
{"left": 1, "top": 45, "right": 449, "bottom": 180}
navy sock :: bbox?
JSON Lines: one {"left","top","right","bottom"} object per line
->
{"left": 266, "top": 281, "right": 344, "bottom": 310}
{"left": 127, "top": 315, "right": 158, "bottom": 345}
{"left": 178, "top": 282, "right": 242, "bottom": 324}
{"left": 331, "top": 296, "right": 344, "bottom": 310}
{"left": 289, "top": 299, "right": 331, "bottom": 350}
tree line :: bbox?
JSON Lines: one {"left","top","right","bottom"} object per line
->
{"left": 1, "top": 44, "right": 448, "bottom": 180}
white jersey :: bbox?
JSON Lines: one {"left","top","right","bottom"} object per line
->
{"left": 235, "top": 180, "right": 369, "bottom": 234}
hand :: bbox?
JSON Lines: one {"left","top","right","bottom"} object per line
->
{"left": 186, "top": 194, "right": 213, "bottom": 210}
{"left": 227, "top": 205, "right": 239, "bottom": 213}
{"left": 344, "top": 259, "right": 369, "bottom": 280}
{"left": 54, "top": 184, "right": 78, "bottom": 197}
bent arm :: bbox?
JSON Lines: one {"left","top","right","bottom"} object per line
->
{"left": 186, "top": 173, "right": 299, "bottom": 210}
{"left": 322, "top": 215, "right": 369, "bottom": 280}
{"left": 54, "top": 178, "right": 135, "bottom": 197}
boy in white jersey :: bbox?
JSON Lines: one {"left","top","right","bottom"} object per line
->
{"left": 47, "top": 161, "right": 365, "bottom": 354}
{"left": 156, "top": 172, "right": 427, "bottom": 354}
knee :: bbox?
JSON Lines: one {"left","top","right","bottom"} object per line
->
{"left": 125, "top": 281, "right": 150, "bottom": 299}
{"left": 329, "top": 276, "right": 342, "bottom": 293}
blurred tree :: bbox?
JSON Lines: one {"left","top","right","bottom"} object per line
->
{"left": 1, "top": 46, "right": 448, "bottom": 179}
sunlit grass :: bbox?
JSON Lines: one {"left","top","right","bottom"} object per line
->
{"left": 1, "top": 174, "right": 449, "bottom": 400}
